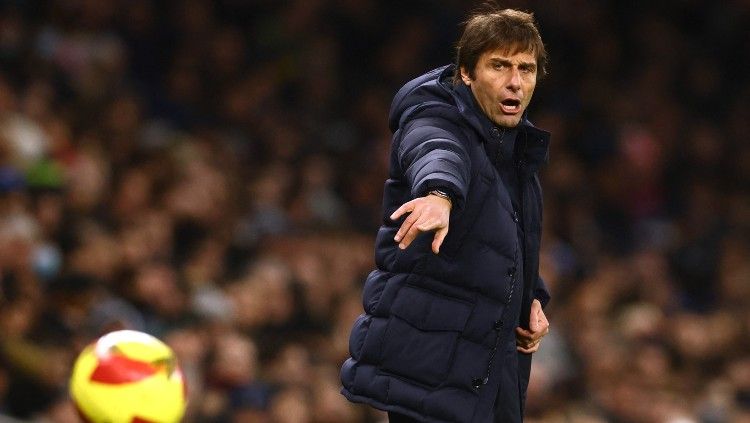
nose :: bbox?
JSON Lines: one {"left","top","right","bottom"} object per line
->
{"left": 507, "top": 67, "right": 521, "bottom": 92}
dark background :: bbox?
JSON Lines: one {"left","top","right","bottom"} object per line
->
{"left": 0, "top": 0, "right": 748, "bottom": 421}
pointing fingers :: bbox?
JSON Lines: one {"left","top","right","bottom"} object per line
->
{"left": 391, "top": 195, "right": 451, "bottom": 251}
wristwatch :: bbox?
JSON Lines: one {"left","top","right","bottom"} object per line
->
{"left": 428, "top": 189, "right": 452, "bottom": 205}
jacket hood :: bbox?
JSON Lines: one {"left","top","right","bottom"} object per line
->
{"left": 388, "top": 65, "right": 541, "bottom": 134}
{"left": 388, "top": 65, "right": 458, "bottom": 133}
{"left": 388, "top": 65, "right": 551, "bottom": 171}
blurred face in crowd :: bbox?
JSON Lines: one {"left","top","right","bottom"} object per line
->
{"left": 461, "top": 47, "right": 538, "bottom": 128}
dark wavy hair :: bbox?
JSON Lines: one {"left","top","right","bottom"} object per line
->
{"left": 453, "top": 6, "right": 548, "bottom": 84}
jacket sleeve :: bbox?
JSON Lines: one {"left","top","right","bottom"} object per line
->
{"left": 396, "top": 117, "right": 471, "bottom": 210}
{"left": 534, "top": 276, "right": 551, "bottom": 308}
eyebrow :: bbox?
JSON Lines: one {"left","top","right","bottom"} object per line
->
{"left": 488, "top": 57, "right": 537, "bottom": 70}
{"left": 488, "top": 58, "right": 512, "bottom": 66}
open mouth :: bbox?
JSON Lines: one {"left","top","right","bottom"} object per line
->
{"left": 500, "top": 99, "right": 521, "bottom": 114}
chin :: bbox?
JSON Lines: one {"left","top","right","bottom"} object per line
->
{"left": 495, "top": 116, "right": 522, "bottom": 128}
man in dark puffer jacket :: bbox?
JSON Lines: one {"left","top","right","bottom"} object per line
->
{"left": 341, "top": 7, "right": 552, "bottom": 422}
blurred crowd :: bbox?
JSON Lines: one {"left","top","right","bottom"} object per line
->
{"left": 0, "top": 0, "right": 748, "bottom": 422}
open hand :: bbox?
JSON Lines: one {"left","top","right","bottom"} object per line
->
{"left": 390, "top": 194, "right": 451, "bottom": 254}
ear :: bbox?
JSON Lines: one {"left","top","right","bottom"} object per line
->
{"left": 459, "top": 66, "right": 472, "bottom": 86}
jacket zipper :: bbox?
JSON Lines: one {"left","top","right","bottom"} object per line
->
{"left": 474, "top": 133, "right": 526, "bottom": 390}
{"left": 474, "top": 248, "right": 519, "bottom": 390}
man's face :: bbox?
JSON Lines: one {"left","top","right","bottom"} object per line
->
{"left": 460, "top": 48, "right": 538, "bottom": 128}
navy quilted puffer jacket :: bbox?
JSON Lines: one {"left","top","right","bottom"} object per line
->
{"left": 341, "top": 65, "right": 551, "bottom": 423}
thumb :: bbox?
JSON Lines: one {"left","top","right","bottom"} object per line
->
{"left": 529, "top": 300, "right": 541, "bottom": 332}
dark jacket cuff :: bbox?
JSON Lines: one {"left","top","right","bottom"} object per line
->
{"left": 417, "top": 180, "right": 465, "bottom": 211}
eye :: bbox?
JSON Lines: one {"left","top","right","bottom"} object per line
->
{"left": 492, "top": 63, "right": 507, "bottom": 71}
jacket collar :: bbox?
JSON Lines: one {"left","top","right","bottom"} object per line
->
{"left": 439, "top": 65, "right": 551, "bottom": 173}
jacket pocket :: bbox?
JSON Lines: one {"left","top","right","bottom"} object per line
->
{"left": 380, "top": 284, "right": 473, "bottom": 387}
